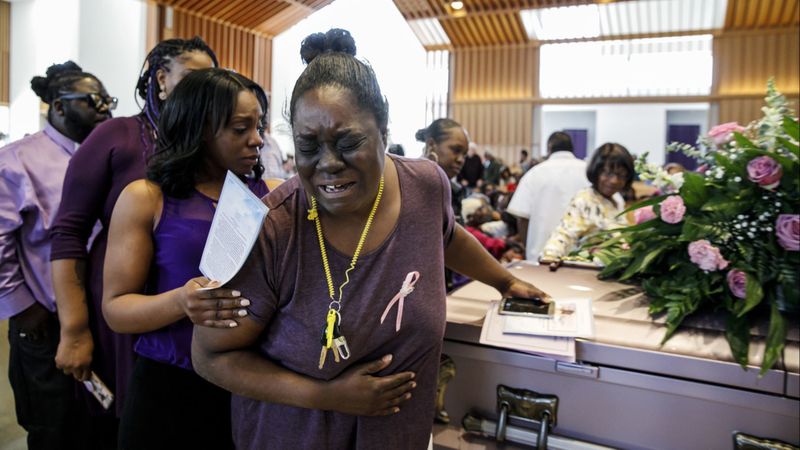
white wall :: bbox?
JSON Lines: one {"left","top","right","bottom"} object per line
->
{"left": 595, "top": 104, "right": 668, "bottom": 162}
{"left": 78, "top": 0, "right": 147, "bottom": 117}
{"left": 540, "top": 103, "right": 709, "bottom": 164}
{"left": 7, "top": 0, "right": 146, "bottom": 140}
{"left": 270, "top": 0, "right": 428, "bottom": 158}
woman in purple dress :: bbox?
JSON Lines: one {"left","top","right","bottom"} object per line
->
{"left": 48, "top": 38, "right": 217, "bottom": 430}
{"left": 192, "top": 29, "right": 551, "bottom": 449}
{"left": 102, "top": 68, "right": 271, "bottom": 449}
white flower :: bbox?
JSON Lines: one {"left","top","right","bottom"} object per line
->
{"left": 668, "top": 172, "right": 684, "bottom": 190}
{"left": 734, "top": 176, "right": 742, "bottom": 182}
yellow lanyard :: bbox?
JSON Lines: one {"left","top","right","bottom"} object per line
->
{"left": 307, "top": 176, "right": 385, "bottom": 351}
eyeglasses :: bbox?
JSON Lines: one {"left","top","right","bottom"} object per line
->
{"left": 58, "top": 92, "right": 118, "bottom": 111}
{"left": 599, "top": 169, "right": 629, "bottom": 180}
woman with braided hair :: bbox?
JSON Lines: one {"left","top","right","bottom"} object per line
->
{"left": 48, "top": 38, "right": 217, "bottom": 439}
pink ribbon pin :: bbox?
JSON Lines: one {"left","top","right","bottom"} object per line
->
{"left": 380, "top": 271, "right": 420, "bottom": 332}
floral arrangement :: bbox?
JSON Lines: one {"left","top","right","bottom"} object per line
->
{"left": 592, "top": 80, "right": 799, "bottom": 374}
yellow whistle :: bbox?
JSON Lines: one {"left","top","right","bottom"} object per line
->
{"left": 325, "top": 309, "right": 336, "bottom": 349}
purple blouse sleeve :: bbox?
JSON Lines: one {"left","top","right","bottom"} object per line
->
{"left": 49, "top": 121, "right": 118, "bottom": 260}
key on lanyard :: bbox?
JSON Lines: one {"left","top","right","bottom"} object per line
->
{"left": 318, "top": 323, "right": 342, "bottom": 369}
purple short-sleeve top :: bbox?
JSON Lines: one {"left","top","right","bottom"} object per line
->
{"left": 228, "top": 156, "right": 454, "bottom": 449}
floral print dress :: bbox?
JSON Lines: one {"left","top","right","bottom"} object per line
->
{"left": 542, "top": 187, "right": 629, "bottom": 259}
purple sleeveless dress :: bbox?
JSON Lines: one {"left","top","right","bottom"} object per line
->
{"left": 136, "top": 177, "right": 269, "bottom": 369}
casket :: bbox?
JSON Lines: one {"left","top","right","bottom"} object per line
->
{"left": 435, "top": 262, "right": 799, "bottom": 449}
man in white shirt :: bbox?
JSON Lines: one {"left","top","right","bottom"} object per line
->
{"left": 506, "top": 132, "right": 589, "bottom": 261}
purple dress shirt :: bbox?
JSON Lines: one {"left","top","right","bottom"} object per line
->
{"left": 0, "top": 123, "right": 78, "bottom": 319}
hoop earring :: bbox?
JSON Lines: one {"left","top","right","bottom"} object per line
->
{"left": 427, "top": 151, "right": 439, "bottom": 163}
{"left": 158, "top": 90, "right": 167, "bottom": 101}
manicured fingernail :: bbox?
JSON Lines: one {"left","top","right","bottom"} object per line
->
{"left": 229, "top": 322, "right": 238, "bottom": 328}
{"left": 393, "top": 407, "right": 400, "bottom": 413}
{"left": 383, "top": 354, "right": 392, "bottom": 362}
{"left": 237, "top": 309, "right": 248, "bottom": 317}
{"left": 240, "top": 299, "right": 250, "bottom": 306}
{"left": 411, "top": 382, "right": 416, "bottom": 388}
{"left": 232, "top": 290, "right": 241, "bottom": 297}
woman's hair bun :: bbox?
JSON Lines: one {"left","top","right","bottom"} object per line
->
{"left": 29, "top": 61, "right": 85, "bottom": 103}
{"left": 299, "top": 28, "right": 356, "bottom": 65}
{"left": 415, "top": 128, "right": 428, "bottom": 142}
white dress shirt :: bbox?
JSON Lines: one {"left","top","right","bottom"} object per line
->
{"left": 506, "top": 151, "right": 589, "bottom": 261}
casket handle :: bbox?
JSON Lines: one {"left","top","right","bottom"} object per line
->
{"left": 494, "top": 385, "right": 558, "bottom": 449}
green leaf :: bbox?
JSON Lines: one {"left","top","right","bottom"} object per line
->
{"left": 734, "top": 133, "right": 758, "bottom": 150}
{"left": 681, "top": 219, "right": 727, "bottom": 241}
{"left": 712, "top": 152, "right": 742, "bottom": 177}
{"left": 700, "top": 196, "right": 748, "bottom": 214}
{"left": 725, "top": 313, "right": 750, "bottom": 368}
{"left": 760, "top": 303, "right": 787, "bottom": 375}
{"left": 680, "top": 172, "right": 708, "bottom": 208}
{"left": 736, "top": 275, "right": 764, "bottom": 318}
{"left": 777, "top": 137, "right": 799, "bottom": 159}
{"left": 618, "top": 194, "right": 668, "bottom": 217}
{"left": 619, "top": 245, "right": 668, "bottom": 280}
{"left": 784, "top": 116, "right": 799, "bottom": 142}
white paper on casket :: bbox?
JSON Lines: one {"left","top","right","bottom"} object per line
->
{"left": 479, "top": 301, "right": 576, "bottom": 362}
{"left": 502, "top": 297, "right": 595, "bottom": 339}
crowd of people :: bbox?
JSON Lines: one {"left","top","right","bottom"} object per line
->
{"left": 1, "top": 27, "right": 691, "bottom": 450}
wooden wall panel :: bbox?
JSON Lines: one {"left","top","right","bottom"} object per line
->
{"left": 452, "top": 103, "right": 533, "bottom": 166}
{"left": 0, "top": 1, "right": 9, "bottom": 105}
{"left": 714, "top": 28, "right": 800, "bottom": 124}
{"left": 714, "top": 28, "right": 800, "bottom": 96}
{"left": 451, "top": 45, "right": 537, "bottom": 100}
{"left": 160, "top": 7, "right": 273, "bottom": 119}
{"left": 449, "top": 45, "right": 538, "bottom": 161}
{"left": 718, "top": 95, "right": 800, "bottom": 125}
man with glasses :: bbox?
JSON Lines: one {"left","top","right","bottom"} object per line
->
{"left": 0, "top": 61, "right": 112, "bottom": 450}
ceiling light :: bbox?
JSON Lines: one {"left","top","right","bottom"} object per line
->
{"left": 450, "top": 1, "right": 464, "bottom": 10}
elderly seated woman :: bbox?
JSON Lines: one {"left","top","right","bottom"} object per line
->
{"left": 540, "top": 142, "right": 634, "bottom": 262}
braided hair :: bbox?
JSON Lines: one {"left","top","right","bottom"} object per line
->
{"left": 30, "top": 61, "right": 98, "bottom": 118}
{"left": 136, "top": 37, "right": 218, "bottom": 133}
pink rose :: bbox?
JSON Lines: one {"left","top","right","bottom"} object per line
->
{"left": 660, "top": 195, "right": 686, "bottom": 224}
{"left": 726, "top": 270, "right": 747, "bottom": 299}
{"left": 708, "top": 122, "right": 745, "bottom": 146}
{"left": 634, "top": 205, "right": 656, "bottom": 224}
{"left": 747, "top": 156, "right": 783, "bottom": 189}
{"left": 776, "top": 214, "right": 799, "bottom": 251}
{"left": 688, "top": 240, "right": 729, "bottom": 271}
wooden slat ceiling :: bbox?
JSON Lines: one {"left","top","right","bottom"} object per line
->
{"left": 393, "top": 0, "right": 800, "bottom": 49}
{"left": 157, "top": 0, "right": 334, "bottom": 36}
{"left": 725, "top": 0, "right": 800, "bottom": 29}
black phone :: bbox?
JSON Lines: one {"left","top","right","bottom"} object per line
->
{"left": 498, "top": 296, "right": 555, "bottom": 318}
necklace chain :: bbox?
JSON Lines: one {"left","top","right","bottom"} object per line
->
{"left": 308, "top": 176, "right": 385, "bottom": 312}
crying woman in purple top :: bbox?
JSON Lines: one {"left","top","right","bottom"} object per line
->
{"left": 192, "top": 28, "right": 552, "bottom": 450}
